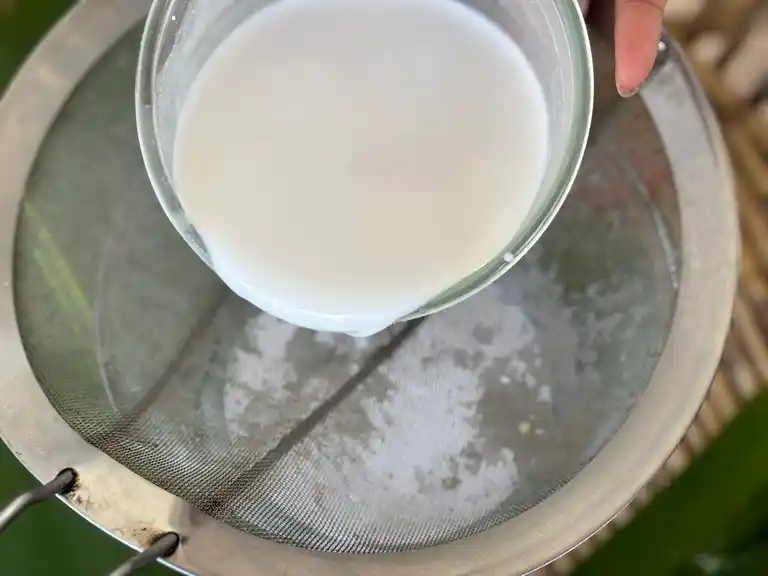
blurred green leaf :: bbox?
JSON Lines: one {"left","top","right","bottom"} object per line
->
{"left": 0, "top": 0, "right": 73, "bottom": 91}
{"left": 574, "top": 391, "right": 768, "bottom": 576}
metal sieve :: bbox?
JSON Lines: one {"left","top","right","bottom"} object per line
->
{"left": 0, "top": 0, "right": 737, "bottom": 574}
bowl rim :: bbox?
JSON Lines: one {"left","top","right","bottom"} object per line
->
{"left": 0, "top": 0, "right": 738, "bottom": 575}
{"left": 134, "top": 0, "right": 596, "bottom": 323}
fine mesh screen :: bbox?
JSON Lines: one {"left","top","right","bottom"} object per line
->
{"left": 14, "top": 25, "right": 678, "bottom": 553}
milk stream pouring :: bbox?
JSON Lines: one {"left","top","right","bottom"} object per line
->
{"left": 173, "top": 0, "right": 550, "bottom": 336}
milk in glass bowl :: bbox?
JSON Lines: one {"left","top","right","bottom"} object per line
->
{"left": 136, "top": 0, "right": 593, "bottom": 336}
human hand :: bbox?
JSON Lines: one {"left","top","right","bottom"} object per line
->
{"left": 580, "top": 0, "right": 667, "bottom": 97}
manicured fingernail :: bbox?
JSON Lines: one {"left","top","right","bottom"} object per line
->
{"left": 617, "top": 82, "right": 639, "bottom": 98}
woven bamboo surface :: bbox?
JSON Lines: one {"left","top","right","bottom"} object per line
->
{"left": 539, "top": 1, "right": 768, "bottom": 573}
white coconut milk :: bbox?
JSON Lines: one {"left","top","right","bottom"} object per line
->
{"left": 173, "top": 0, "right": 549, "bottom": 335}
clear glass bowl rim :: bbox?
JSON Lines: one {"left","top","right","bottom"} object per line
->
{"left": 135, "top": 0, "right": 595, "bottom": 321}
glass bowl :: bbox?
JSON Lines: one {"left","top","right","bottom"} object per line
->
{"left": 136, "top": 0, "right": 594, "bottom": 327}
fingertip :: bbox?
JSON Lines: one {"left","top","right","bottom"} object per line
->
{"left": 617, "top": 84, "right": 639, "bottom": 98}
{"left": 614, "top": 1, "right": 664, "bottom": 96}
{"left": 614, "top": 30, "right": 660, "bottom": 95}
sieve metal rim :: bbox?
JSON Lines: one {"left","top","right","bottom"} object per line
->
{"left": 0, "top": 1, "right": 738, "bottom": 575}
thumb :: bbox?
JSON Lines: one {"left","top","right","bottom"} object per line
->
{"left": 614, "top": 0, "right": 666, "bottom": 96}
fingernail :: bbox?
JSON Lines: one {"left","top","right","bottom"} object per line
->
{"left": 616, "top": 82, "right": 639, "bottom": 98}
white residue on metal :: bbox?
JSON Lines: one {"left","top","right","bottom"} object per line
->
{"left": 537, "top": 384, "right": 553, "bottom": 404}
{"left": 220, "top": 309, "right": 400, "bottom": 451}
{"left": 215, "top": 235, "right": 668, "bottom": 548}
{"left": 223, "top": 314, "right": 299, "bottom": 438}
{"left": 248, "top": 280, "right": 566, "bottom": 547}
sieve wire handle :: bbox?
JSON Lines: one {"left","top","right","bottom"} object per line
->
{"left": 0, "top": 468, "right": 180, "bottom": 575}
{"left": 0, "top": 468, "right": 77, "bottom": 533}
{"left": 646, "top": 34, "right": 672, "bottom": 85}
{"left": 108, "top": 532, "right": 181, "bottom": 576}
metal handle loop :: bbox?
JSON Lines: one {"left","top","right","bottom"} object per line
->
{"left": 1, "top": 469, "right": 179, "bottom": 575}
{"left": 0, "top": 468, "right": 77, "bottom": 533}
{"left": 107, "top": 532, "right": 181, "bottom": 576}
{"left": 647, "top": 32, "right": 672, "bottom": 84}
